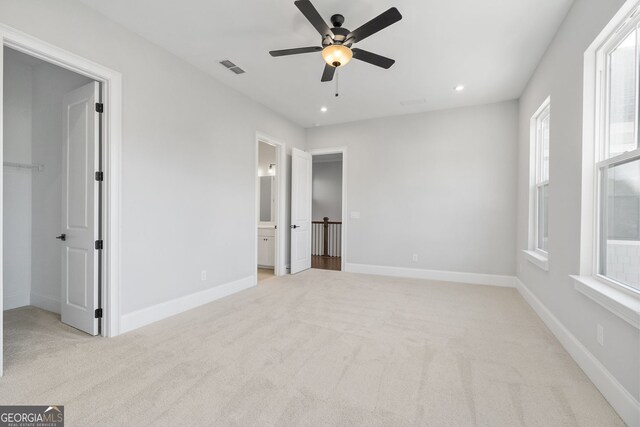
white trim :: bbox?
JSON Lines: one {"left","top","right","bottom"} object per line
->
{"left": 522, "top": 249, "right": 549, "bottom": 271}
{"left": 345, "top": 263, "right": 517, "bottom": 288}
{"left": 581, "top": 25, "right": 599, "bottom": 276}
{"left": 516, "top": 279, "right": 640, "bottom": 427}
{"left": 0, "top": 22, "right": 123, "bottom": 352}
{"left": 30, "top": 292, "right": 60, "bottom": 314}
{"left": 582, "top": 1, "right": 640, "bottom": 301}
{"left": 309, "top": 147, "right": 348, "bottom": 271}
{"left": 255, "top": 133, "right": 287, "bottom": 277}
{"left": 0, "top": 35, "right": 4, "bottom": 375}
{"left": 596, "top": 147, "right": 640, "bottom": 169}
{"left": 120, "top": 276, "right": 255, "bottom": 334}
{"left": 571, "top": 275, "right": 640, "bottom": 329}
{"left": 529, "top": 97, "right": 551, "bottom": 255}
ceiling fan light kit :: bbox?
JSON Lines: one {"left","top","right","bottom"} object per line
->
{"left": 269, "top": 0, "right": 402, "bottom": 82}
{"left": 322, "top": 44, "right": 352, "bottom": 67}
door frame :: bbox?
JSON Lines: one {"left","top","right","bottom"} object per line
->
{"left": 308, "top": 147, "right": 348, "bottom": 271}
{"left": 0, "top": 24, "right": 123, "bottom": 372}
{"left": 255, "top": 132, "right": 286, "bottom": 277}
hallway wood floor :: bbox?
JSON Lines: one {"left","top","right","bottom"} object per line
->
{"left": 311, "top": 255, "right": 341, "bottom": 271}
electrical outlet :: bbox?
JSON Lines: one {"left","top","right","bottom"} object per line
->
{"left": 597, "top": 324, "right": 604, "bottom": 346}
{"left": 350, "top": 211, "right": 361, "bottom": 219}
{"left": 412, "top": 253, "right": 419, "bottom": 262}
{"left": 201, "top": 270, "right": 207, "bottom": 281}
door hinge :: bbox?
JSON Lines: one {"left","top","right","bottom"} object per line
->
{"left": 95, "top": 102, "right": 104, "bottom": 113}
{"left": 95, "top": 240, "right": 104, "bottom": 250}
{"left": 95, "top": 308, "right": 103, "bottom": 318}
{"left": 95, "top": 171, "right": 104, "bottom": 181}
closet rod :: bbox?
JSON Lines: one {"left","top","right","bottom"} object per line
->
{"left": 3, "top": 161, "right": 44, "bottom": 172}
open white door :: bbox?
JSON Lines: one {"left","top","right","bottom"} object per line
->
{"left": 290, "top": 148, "right": 312, "bottom": 274}
{"left": 61, "top": 82, "right": 100, "bottom": 335}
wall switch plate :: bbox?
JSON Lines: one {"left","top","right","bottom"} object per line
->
{"left": 350, "top": 211, "right": 360, "bottom": 219}
{"left": 201, "top": 270, "right": 207, "bottom": 281}
{"left": 412, "top": 254, "right": 419, "bottom": 262}
{"left": 597, "top": 324, "right": 604, "bottom": 346}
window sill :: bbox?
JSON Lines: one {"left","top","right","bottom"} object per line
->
{"left": 571, "top": 275, "right": 640, "bottom": 329}
{"left": 523, "top": 250, "right": 549, "bottom": 271}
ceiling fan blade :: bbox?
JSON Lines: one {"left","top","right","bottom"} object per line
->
{"left": 321, "top": 64, "right": 336, "bottom": 82}
{"left": 352, "top": 48, "right": 395, "bottom": 69}
{"left": 346, "top": 7, "right": 402, "bottom": 44}
{"left": 295, "top": 0, "right": 335, "bottom": 39}
{"left": 269, "top": 46, "right": 323, "bottom": 57}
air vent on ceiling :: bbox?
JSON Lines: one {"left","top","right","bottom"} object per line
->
{"left": 219, "top": 59, "right": 246, "bottom": 75}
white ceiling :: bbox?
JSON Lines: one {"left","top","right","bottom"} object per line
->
{"left": 78, "top": 0, "right": 574, "bottom": 128}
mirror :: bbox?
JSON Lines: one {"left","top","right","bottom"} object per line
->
{"left": 258, "top": 141, "right": 277, "bottom": 224}
{"left": 260, "top": 176, "right": 275, "bottom": 222}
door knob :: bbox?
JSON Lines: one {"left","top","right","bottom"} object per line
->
{"left": 290, "top": 225, "right": 298, "bottom": 229}
{"left": 56, "top": 234, "right": 66, "bottom": 241}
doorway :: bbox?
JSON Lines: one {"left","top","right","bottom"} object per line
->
{"left": 256, "top": 135, "right": 285, "bottom": 282}
{"left": 3, "top": 46, "right": 103, "bottom": 340}
{"left": 0, "top": 27, "right": 122, "bottom": 375}
{"left": 311, "top": 153, "right": 343, "bottom": 271}
{"left": 289, "top": 147, "right": 347, "bottom": 275}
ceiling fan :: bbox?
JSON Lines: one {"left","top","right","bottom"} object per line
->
{"left": 269, "top": 0, "right": 402, "bottom": 82}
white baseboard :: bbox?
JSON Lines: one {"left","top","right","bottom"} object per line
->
{"left": 30, "top": 292, "right": 60, "bottom": 314}
{"left": 516, "top": 279, "right": 640, "bottom": 427}
{"left": 120, "top": 275, "right": 256, "bottom": 334}
{"left": 3, "top": 292, "right": 29, "bottom": 311}
{"left": 345, "top": 263, "right": 517, "bottom": 288}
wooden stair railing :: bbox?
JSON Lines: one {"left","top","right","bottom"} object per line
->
{"left": 312, "top": 217, "right": 342, "bottom": 257}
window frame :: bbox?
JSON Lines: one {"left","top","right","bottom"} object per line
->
{"left": 593, "top": 10, "right": 640, "bottom": 296}
{"left": 575, "top": 0, "right": 640, "bottom": 331}
{"left": 530, "top": 97, "right": 551, "bottom": 259}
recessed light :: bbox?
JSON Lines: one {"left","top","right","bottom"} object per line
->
{"left": 455, "top": 85, "right": 465, "bottom": 92}
{"left": 320, "top": 106, "right": 328, "bottom": 112}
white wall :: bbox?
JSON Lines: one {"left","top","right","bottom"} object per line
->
{"left": 307, "top": 100, "right": 518, "bottom": 276}
{"left": 312, "top": 159, "right": 342, "bottom": 222}
{"left": 516, "top": 0, "right": 639, "bottom": 405}
{"left": 0, "top": 0, "right": 305, "bottom": 318}
{"left": 30, "top": 60, "right": 92, "bottom": 313}
{"left": 2, "top": 54, "right": 32, "bottom": 310}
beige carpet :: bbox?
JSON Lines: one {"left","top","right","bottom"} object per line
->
{"left": 257, "top": 267, "right": 275, "bottom": 283}
{"left": 1, "top": 269, "right": 623, "bottom": 426}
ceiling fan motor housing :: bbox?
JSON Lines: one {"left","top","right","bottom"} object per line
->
{"left": 330, "top": 14, "right": 345, "bottom": 27}
{"left": 323, "top": 27, "right": 351, "bottom": 47}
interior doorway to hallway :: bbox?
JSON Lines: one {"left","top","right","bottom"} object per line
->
{"left": 311, "top": 152, "right": 343, "bottom": 271}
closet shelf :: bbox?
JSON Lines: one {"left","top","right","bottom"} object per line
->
{"left": 3, "top": 161, "right": 44, "bottom": 172}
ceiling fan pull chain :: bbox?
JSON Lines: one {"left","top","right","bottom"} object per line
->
{"left": 335, "top": 67, "right": 339, "bottom": 97}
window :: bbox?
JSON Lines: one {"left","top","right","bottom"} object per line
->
{"left": 595, "top": 13, "right": 640, "bottom": 293}
{"left": 534, "top": 102, "right": 550, "bottom": 253}
{"left": 527, "top": 98, "right": 551, "bottom": 265}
